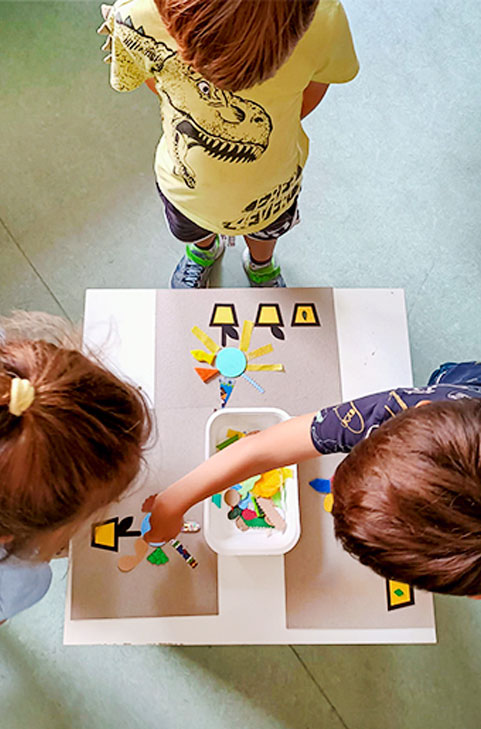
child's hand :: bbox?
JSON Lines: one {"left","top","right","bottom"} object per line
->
{"left": 142, "top": 492, "right": 185, "bottom": 544}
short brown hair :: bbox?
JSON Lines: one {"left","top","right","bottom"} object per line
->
{"left": 332, "top": 399, "right": 481, "bottom": 595}
{"left": 155, "top": 0, "right": 319, "bottom": 90}
{"left": 0, "top": 335, "right": 152, "bottom": 554}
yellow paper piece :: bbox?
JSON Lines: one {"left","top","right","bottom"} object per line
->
{"left": 256, "top": 305, "right": 281, "bottom": 326}
{"left": 192, "top": 326, "right": 220, "bottom": 354}
{"left": 211, "top": 305, "right": 237, "bottom": 326}
{"left": 239, "top": 320, "right": 254, "bottom": 352}
{"left": 190, "top": 349, "right": 215, "bottom": 365}
{"left": 247, "top": 344, "right": 273, "bottom": 360}
{"left": 246, "top": 364, "right": 285, "bottom": 372}
{"left": 92, "top": 521, "right": 116, "bottom": 549}
{"left": 323, "top": 493, "right": 334, "bottom": 513}
{"left": 281, "top": 467, "right": 293, "bottom": 480}
{"left": 226, "top": 429, "right": 245, "bottom": 439}
{"left": 252, "top": 468, "right": 284, "bottom": 498}
{"left": 387, "top": 580, "right": 414, "bottom": 610}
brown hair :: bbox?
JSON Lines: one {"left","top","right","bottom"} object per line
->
{"left": 155, "top": 0, "right": 319, "bottom": 90}
{"left": 332, "top": 399, "right": 481, "bottom": 596}
{"left": 0, "top": 335, "right": 152, "bottom": 556}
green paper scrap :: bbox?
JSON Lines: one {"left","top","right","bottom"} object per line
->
{"left": 216, "top": 434, "right": 240, "bottom": 450}
{"left": 244, "top": 516, "right": 274, "bottom": 529}
{"left": 147, "top": 547, "right": 169, "bottom": 565}
{"left": 212, "top": 493, "right": 222, "bottom": 508}
{"left": 394, "top": 588, "right": 404, "bottom": 597}
{"left": 271, "top": 490, "right": 282, "bottom": 507}
{"left": 238, "top": 474, "right": 261, "bottom": 498}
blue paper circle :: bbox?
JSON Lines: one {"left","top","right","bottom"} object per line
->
{"left": 215, "top": 347, "right": 247, "bottom": 378}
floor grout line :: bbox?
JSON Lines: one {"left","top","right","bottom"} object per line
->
{"left": 0, "top": 217, "right": 71, "bottom": 321}
{"left": 290, "top": 646, "right": 352, "bottom": 729}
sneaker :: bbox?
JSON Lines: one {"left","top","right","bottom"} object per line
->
{"left": 170, "top": 236, "right": 225, "bottom": 289}
{"left": 242, "top": 248, "right": 286, "bottom": 287}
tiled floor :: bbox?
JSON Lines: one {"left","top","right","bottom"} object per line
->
{"left": 1, "top": 2, "right": 481, "bottom": 727}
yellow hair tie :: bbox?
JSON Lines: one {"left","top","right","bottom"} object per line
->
{"left": 9, "top": 378, "right": 35, "bottom": 417}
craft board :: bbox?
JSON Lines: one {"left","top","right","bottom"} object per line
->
{"left": 65, "top": 288, "right": 436, "bottom": 644}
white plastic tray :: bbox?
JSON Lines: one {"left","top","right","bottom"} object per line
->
{"left": 203, "top": 407, "right": 300, "bottom": 556}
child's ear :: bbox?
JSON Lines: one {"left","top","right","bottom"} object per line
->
{"left": 0, "top": 535, "right": 13, "bottom": 544}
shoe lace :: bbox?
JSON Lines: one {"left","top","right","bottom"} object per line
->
{"left": 181, "top": 259, "right": 205, "bottom": 287}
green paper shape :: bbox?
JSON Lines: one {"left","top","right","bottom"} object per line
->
{"left": 212, "top": 493, "right": 222, "bottom": 508}
{"left": 394, "top": 588, "right": 404, "bottom": 597}
{"left": 244, "top": 516, "right": 274, "bottom": 529}
{"left": 216, "top": 434, "right": 240, "bottom": 450}
{"left": 147, "top": 547, "right": 169, "bottom": 565}
{"left": 271, "top": 490, "right": 282, "bottom": 507}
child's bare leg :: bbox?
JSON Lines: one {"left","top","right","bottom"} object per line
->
{"left": 244, "top": 235, "right": 277, "bottom": 263}
{"left": 195, "top": 234, "right": 217, "bottom": 249}
{"left": 242, "top": 236, "right": 285, "bottom": 288}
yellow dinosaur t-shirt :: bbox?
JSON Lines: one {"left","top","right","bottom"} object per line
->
{"left": 101, "top": 0, "right": 359, "bottom": 235}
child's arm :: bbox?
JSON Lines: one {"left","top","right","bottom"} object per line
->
{"left": 144, "top": 412, "right": 319, "bottom": 542}
{"left": 301, "top": 82, "right": 329, "bottom": 118}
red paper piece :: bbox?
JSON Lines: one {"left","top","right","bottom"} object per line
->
{"left": 242, "top": 508, "right": 257, "bottom": 521}
{"left": 195, "top": 367, "right": 219, "bottom": 383}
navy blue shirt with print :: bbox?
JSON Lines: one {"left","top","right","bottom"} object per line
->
{"left": 311, "top": 362, "right": 481, "bottom": 455}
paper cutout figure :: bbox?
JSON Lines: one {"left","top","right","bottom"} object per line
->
{"left": 219, "top": 377, "right": 235, "bottom": 407}
{"left": 291, "top": 303, "right": 321, "bottom": 327}
{"left": 209, "top": 303, "right": 239, "bottom": 346}
{"left": 309, "top": 478, "right": 331, "bottom": 493}
{"left": 191, "top": 320, "right": 284, "bottom": 405}
{"left": 386, "top": 580, "right": 415, "bottom": 611}
{"left": 117, "top": 537, "right": 149, "bottom": 572}
{"left": 147, "top": 547, "right": 169, "bottom": 565}
{"left": 254, "top": 303, "right": 285, "bottom": 340}
{"left": 195, "top": 367, "right": 219, "bottom": 383}
{"left": 91, "top": 516, "right": 141, "bottom": 552}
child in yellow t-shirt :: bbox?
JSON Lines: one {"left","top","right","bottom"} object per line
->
{"left": 98, "top": 0, "right": 359, "bottom": 287}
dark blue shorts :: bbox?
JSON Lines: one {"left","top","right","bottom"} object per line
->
{"left": 156, "top": 185, "right": 300, "bottom": 244}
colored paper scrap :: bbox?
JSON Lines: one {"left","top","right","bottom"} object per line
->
{"left": 323, "top": 493, "right": 334, "bottom": 513}
{"left": 239, "top": 320, "right": 254, "bottom": 352}
{"left": 191, "top": 349, "right": 215, "bottom": 365}
{"left": 291, "top": 303, "right": 321, "bottom": 327}
{"left": 169, "top": 539, "right": 198, "bottom": 568}
{"left": 309, "top": 478, "right": 331, "bottom": 494}
{"left": 246, "top": 363, "right": 285, "bottom": 372}
{"left": 216, "top": 433, "right": 240, "bottom": 450}
{"left": 242, "top": 373, "right": 265, "bottom": 394}
{"left": 195, "top": 367, "right": 219, "bottom": 383}
{"left": 243, "top": 516, "right": 274, "bottom": 529}
{"left": 212, "top": 493, "right": 222, "bottom": 508}
{"left": 257, "top": 497, "right": 286, "bottom": 532}
{"left": 147, "top": 547, "right": 169, "bottom": 565}
{"left": 247, "top": 343, "right": 274, "bottom": 360}
{"left": 226, "top": 429, "right": 245, "bottom": 439}
{"left": 220, "top": 378, "right": 235, "bottom": 407}
{"left": 191, "top": 325, "right": 220, "bottom": 354}
{"left": 252, "top": 469, "right": 284, "bottom": 498}
{"left": 386, "top": 579, "right": 415, "bottom": 611}
{"left": 117, "top": 537, "right": 149, "bottom": 573}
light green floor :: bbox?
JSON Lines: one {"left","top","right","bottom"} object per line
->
{"left": 1, "top": 2, "right": 481, "bottom": 727}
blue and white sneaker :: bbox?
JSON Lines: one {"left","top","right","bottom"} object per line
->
{"left": 170, "top": 236, "right": 225, "bottom": 289}
{"left": 242, "top": 248, "right": 286, "bottom": 287}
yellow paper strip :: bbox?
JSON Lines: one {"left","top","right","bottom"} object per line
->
{"left": 190, "top": 349, "right": 215, "bottom": 365}
{"left": 227, "top": 429, "right": 246, "bottom": 439}
{"left": 247, "top": 343, "right": 273, "bottom": 360}
{"left": 246, "top": 364, "right": 285, "bottom": 372}
{"left": 239, "top": 320, "right": 254, "bottom": 352}
{"left": 191, "top": 326, "right": 220, "bottom": 354}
